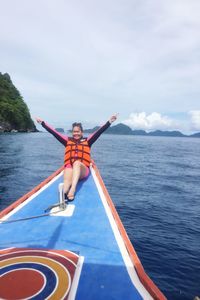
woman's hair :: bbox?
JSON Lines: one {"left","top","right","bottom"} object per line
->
{"left": 72, "top": 122, "right": 83, "bottom": 132}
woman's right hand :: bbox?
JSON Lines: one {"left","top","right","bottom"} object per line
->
{"left": 36, "top": 117, "right": 43, "bottom": 124}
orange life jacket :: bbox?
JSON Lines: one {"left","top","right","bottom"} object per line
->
{"left": 64, "top": 138, "right": 91, "bottom": 167}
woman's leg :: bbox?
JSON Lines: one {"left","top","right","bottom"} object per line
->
{"left": 67, "top": 161, "right": 88, "bottom": 200}
{"left": 63, "top": 167, "right": 73, "bottom": 196}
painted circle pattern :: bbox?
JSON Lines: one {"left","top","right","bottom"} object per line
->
{"left": 0, "top": 248, "right": 79, "bottom": 300}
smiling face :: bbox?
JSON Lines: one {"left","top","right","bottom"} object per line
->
{"left": 72, "top": 125, "right": 83, "bottom": 140}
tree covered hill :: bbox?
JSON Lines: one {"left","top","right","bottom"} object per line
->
{"left": 0, "top": 72, "right": 36, "bottom": 132}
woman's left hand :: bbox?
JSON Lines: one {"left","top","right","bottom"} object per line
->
{"left": 109, "top": 114, "right": 118, "bottom": 124}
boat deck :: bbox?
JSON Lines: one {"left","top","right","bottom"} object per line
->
{"left": 0, "top": 166, "right": 165, "bottom": 299}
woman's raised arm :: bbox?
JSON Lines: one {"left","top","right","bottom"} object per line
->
{"left": 36, "top": 117, "right": 68, "bottom": 146}
{"left": 87, "top": 114, "right": 118, "bottom": 146}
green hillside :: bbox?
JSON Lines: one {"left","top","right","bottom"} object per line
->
{"left": 0, "top": 72, "right": 36, "bottom": 132}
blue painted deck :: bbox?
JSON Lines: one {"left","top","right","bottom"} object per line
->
{"left": 0, "top": 169, "right": 148, "bottom": 299}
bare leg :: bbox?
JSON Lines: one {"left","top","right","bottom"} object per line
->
{"left": 67, "top": 161, "right": 87, "bottom": 200}
{"left": 63, "top": 168, "right": 73, "bottom": 195}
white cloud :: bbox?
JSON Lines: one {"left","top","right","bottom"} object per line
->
{"left": 123, "top": 112, "right": 176, "bottom": 131}
{"left": 189, "top": 110, "right": 200, "bottom": 131}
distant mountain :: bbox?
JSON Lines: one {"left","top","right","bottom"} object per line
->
{"left": 85, "top": 123, "right": 133, "bottom": 135}
{"left": 55, "top": 128, "right": 64, "bottom": 132}
{"left": 84, "top": 123, "right": 200, "bottom": 138}
{"left": 106, "top": 123, "right": 133, "bottom": 135}
{"left": 84, "top": 126, "right": 99, "bottom": 133}
{"left": 148, "top": 130, "right": 186, "bottom": 137}
{"left": 189, "top": 132, "right": 200, "bottom": 138}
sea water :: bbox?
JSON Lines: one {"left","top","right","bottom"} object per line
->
{"left": 0, "top": 132, "right": 200, "bottom": 300}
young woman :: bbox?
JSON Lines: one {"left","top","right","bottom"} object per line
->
{"left": 36, "top": 114, "right": 117, "bottom": 200}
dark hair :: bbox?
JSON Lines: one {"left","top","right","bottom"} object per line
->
{"left": 72, "top": 122, "right": 83, "bottom": 132}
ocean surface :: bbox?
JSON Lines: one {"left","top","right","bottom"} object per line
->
{"left": 0, "top": 132, "right": 200, "bottom": 300}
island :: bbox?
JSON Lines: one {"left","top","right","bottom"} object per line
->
{"left": 55, "top": 128, "right": 65, "bottom": 133}
{"left": 0, "top": 72, "right": 36, "bottom": 132}
{"left": 84, "top": 123, "right": 200, "bottom": 138}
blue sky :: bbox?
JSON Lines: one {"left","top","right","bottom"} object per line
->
{"left": 0, "top": 0, "right": 200, "bottom": 132}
